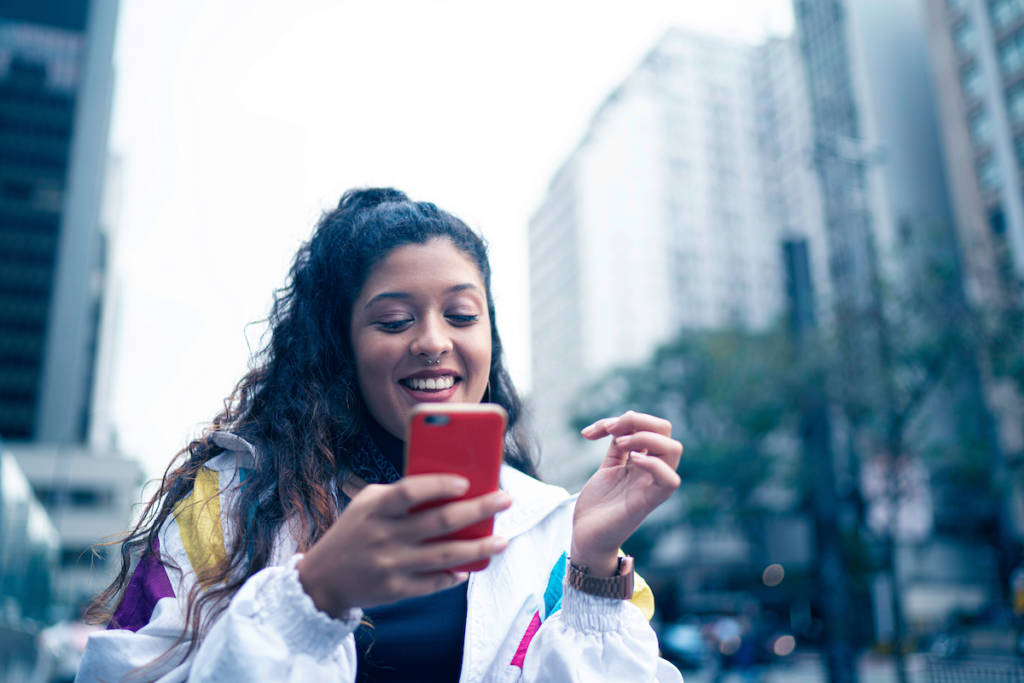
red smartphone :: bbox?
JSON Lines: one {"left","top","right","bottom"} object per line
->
{"left": 404, "top": 403, "right": 507, "bottom": 572}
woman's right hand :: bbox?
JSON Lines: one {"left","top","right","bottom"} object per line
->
{"left": 297, "top": 474, "right": 511, "bottom": 619}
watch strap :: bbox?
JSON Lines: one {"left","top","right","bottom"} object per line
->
{"left": 566, "top": 555, "right": 635, "bottom": 600}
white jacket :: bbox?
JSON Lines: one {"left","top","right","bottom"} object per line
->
{"left": 76, "top": 433, "right": 682, "bottom": 682}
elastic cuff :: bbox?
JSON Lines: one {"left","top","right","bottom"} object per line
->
{"left": 250, "top": 553, "right": 362, "bottom": 658}
{"left": 561, "top": 579, "right": 636, "bottom": 633}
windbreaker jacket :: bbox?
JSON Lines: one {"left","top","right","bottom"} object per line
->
{"left": 76, "top": 433, "right": 683, "bottom": 682}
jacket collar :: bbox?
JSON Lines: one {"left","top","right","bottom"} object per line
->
{"left": 495, "top": 465, "right": 575, "bottom": 540}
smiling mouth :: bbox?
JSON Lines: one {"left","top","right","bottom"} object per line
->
{"left": 400, "top": 375, "right": 459, "bottom": 392}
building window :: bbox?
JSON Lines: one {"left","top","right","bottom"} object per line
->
{"left": 1009, "top": 84, "right": 1024, "bottom": 124}
{"left": 991, "top": 0, "right": 1024, "bottom": 32}
{"left": 969, "top": 108, "right": 993, "bottom": 145}
{"left": 978, "top": 156, "right": 1003, "bottom": 191}
{"left": 35, "top": 486, "right": 113, "bottom": 508}
{"left": 954, "top": 19, "right": 976, "bottom": 55}
{"left": 962, "top": 65, "right": 984, "bottom": 102}
{"left": 998, "top": 30, "right": 1024, "bottom": 74}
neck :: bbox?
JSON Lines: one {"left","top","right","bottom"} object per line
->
{"left": 363, "top": 413, "right": 404, "bottom": 471}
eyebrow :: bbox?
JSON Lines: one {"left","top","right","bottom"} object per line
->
{"left": 363, "top": 283, "right": 480, "bottom": 309}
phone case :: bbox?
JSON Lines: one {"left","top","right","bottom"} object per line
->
{"left": 404, "top": 403, "right": 507, "bottom": 571}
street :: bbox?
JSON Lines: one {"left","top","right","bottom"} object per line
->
{"left": 678, "top": 652, "right": 1024, "bottom": 682}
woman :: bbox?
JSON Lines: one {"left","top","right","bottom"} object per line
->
{"left": 78, "top": 188, "right": 684, "bottom": 682}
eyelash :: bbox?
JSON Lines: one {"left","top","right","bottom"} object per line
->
{"left": 448, "top": 314, "right": 479, "bottom": 326}
{"left": 374, "top": 314, "right": 479, "bottom": 333}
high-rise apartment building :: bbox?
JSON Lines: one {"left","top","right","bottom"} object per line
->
{"left": 529, "top": 28, "right": 826, "bottom": 486}
{"left": 924, "top": 0, "right": 1024, "bottom": 308}
{"left": 0, "top": 0, "right": 117, "bottom": 445}
{"left": 794, "top": 0, "right": 954, "bottom": 382}
{"left": 923, "top": 0, "right": 1024, "bottom": 566}
{"left": 795, "top": 0, "right": 1010, "bottom": 638}
{"left": 0, "top": 0, "right": 142, "bottom": 614}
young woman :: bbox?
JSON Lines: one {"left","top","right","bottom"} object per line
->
{"left": 78, "top": 188, "right": 684, "bottom": 682}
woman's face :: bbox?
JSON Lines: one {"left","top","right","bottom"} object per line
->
{"left": 350, "top": 238, "right": 493, "bottom": 440}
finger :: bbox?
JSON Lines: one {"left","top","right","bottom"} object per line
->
{"left": 580, "top": 416, "right": 621, "bottom": 440}
{"left": 606, "top": 411, "right": 673, "bottom": 438}
{"left": 613, "top": 432, "right": 683, "bottom": 469}
{"left": 373, "top": 475, "right": 470, "bottom": 516}
{"left": 628, "top": 452, "right": 682, "bottom": 496}
{"left": 401, "top": 491, "right": 512, "bottom": 541}
{"left": 406, "top": 535, "right": 508, "bottom": 573}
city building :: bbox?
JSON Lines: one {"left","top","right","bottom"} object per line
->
{"left": 755, "top": 36, "right": 832, "bottom": 328}
{"left": 0, "top": 0, "right": 118, "bottom": 444}
{"left": 0, "top": 0, "right": 142, "bottom": 616}
{"left": 528, "top": 28, "right": 826, "bottom": 487}
{"left": 794, "top": 0, "right": 954, "bottom": 391}
{"left": 924, "top": 0, "right": 1024, "bottom": 308}
{"left": 0, "top": 450, "right": 59, "bottom": 620}
{"left": 0, "top": 451, "right": 59, "bottom": 677}
{"left": 923, "top": 0, "right": 1024, "bottom": 476}
{"left": 795, "top": 0, "right": 1003, "bottom": 639}
{"left": 4, "top": 443, "right": 142, "bottom": 610}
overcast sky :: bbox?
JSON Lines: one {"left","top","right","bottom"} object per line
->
{"left": 107, "top": 0, "right": 794, "bottom": 477}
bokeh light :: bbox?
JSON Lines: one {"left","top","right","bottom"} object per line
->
{"left": 762, "top": 563, "right": 785, "bottom": 587}
{"left": 773, "top": 634, "right": 797, "bottom": 657}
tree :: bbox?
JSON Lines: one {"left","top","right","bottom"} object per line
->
{"left": 571, "top": 328, "right": 803, "bottom": 530}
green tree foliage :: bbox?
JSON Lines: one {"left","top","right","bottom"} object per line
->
{"left": 571, "top": 328, "right": 805, "bottom": 527}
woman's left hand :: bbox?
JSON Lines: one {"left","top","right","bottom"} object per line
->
{"left": 571, "top": 411, "right": 683, "bottom": 577}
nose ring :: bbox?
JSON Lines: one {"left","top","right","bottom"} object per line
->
{"left": 424, "top": 355, "right": 442, "bottom": 367}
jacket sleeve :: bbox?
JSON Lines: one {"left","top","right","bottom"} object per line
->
{"left": 76, "top": 461, "right": 363, "bottom": 682}
{"left": 189, "top": 554, "right": 362, "bottom": 681}
{"left": 519, "top": 583, "right": 683, "bottom": 683}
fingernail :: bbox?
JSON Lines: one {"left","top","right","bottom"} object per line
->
{"left": 452, "top": 477, "right": 470, "bottom": 493}
{"left": 491, "top": 536, "right": 508, "bottom": 552}
{"left": 581, "top": 423, "right": 596, "bottom": 434}
{"left": 614, "top": 436, "right": 628, "bottom": 446}
{"left": 453, "top": 571, "right": 469, "bottom": 583}
{"left": 630, "top": 452, "right": 649, "bottom": 461}
{"left": 606, "top": 418, "right": 619, "bottom": 429}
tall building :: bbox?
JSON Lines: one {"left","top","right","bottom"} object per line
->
{"left": 755, "top": 36, "right": 832, "bottom": 325}
{"left": 923, "top": 0, "right": 1024, "bottom": 599}
{"left": 794, "top": 0, "right": 954, "bottom": 395}
{"left": 5, "top": 442, "right": 141, "bottom": 609}
{"left": 794, "top": 0, "right": 1006, "bottom": 638}
{"left": 924, "top": 0, "right": 1024, "bottom": 307}
{"left": 0, "top": 0, "right": 117, "bottom": 445}
{"left": 0, "top": 0, "right": 142, "bottom": 614}
{"left": 528, "top": 28, "right": 826, "bottom": 486}
{"left": 924, "top": 0, "right": 1024, "bottom": 462}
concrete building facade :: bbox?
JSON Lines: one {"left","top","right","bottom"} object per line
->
{"left": 0, "top": 0, "right": 141, "bottom": 615}
{"left": 529, "top": 28, "right": 826, "bottom": 487}
{"left": 0, "top": 0, "right": 118, "bottom": 445}
{"left": 925, "top": 0, "right": 1024, "bottom": 303}
{"left": 924, "top": 0, "right": 1024, "bottom": 464}
{"left": 794, "top": 0, "right": 1010, "bottom": 636}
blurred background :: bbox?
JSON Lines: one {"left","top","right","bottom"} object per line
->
{"left": 2, "top": 0, "right": 1024, "bottom": 680}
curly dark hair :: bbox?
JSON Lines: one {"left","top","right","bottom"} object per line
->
{"left": 87, "top": 187, "right": 537, "bottom": 667}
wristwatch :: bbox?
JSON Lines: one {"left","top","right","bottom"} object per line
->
{"left": 566, "top": 555, "right": 635, "bottom": 599}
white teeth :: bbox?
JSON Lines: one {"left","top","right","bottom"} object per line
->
{"left": 406, "top": 375, "right": 455, "bottom": 391}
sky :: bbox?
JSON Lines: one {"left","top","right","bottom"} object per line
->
{"left": 107, "top": 0, "right": 794, "bottom": 478}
